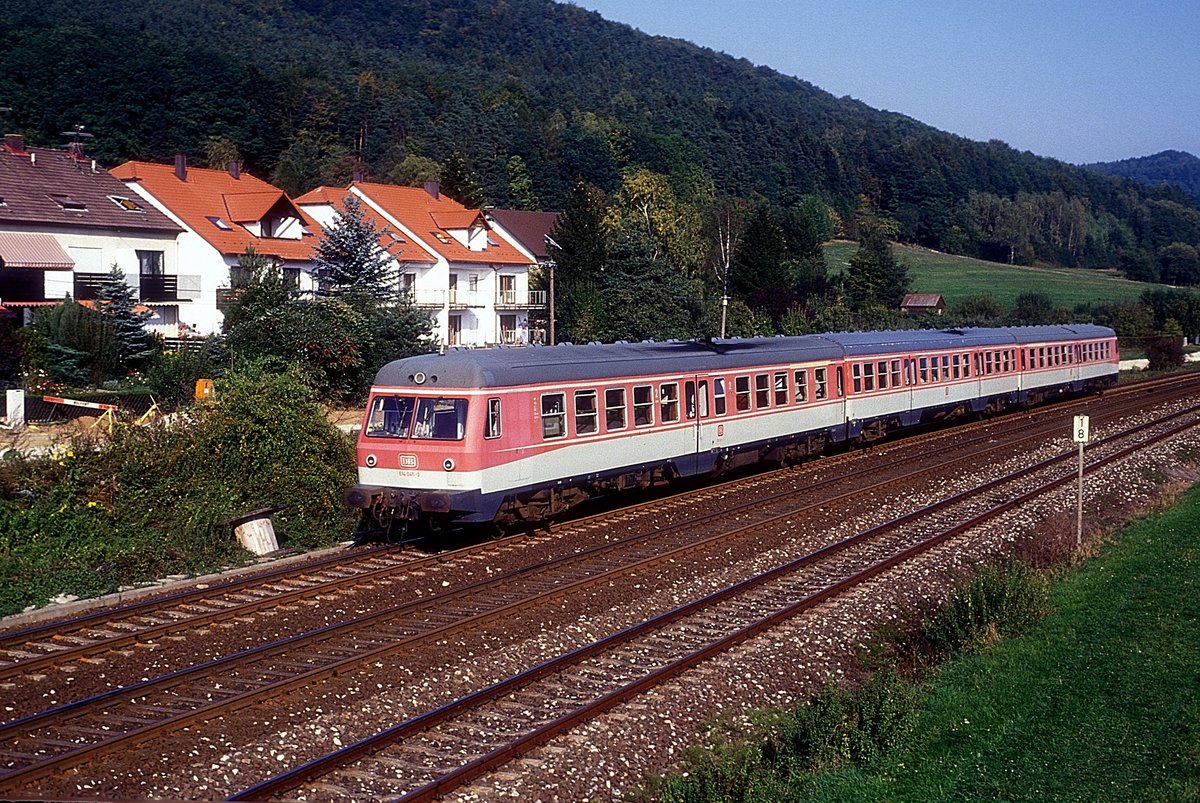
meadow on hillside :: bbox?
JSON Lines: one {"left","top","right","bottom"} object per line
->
{"left": 823, "top": 242, "right": 1167, "bottom": 310}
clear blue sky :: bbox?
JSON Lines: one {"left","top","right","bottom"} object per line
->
{"left": 570, "top": 0, "right": 1200, "bottom": 165}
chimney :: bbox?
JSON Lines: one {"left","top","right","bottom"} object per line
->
{"left": 423, "top": 180, "right": 440, "bottom": 200}
{"left": 228, "top": 160, "right": 241, "bottom": 179}
{"left": 174, "top": 153, "right": 187, "bottom": 182}
{"left": 29, "top": 152, "right": 36, "bottom": 167}
{"left": 3, "top": 133, "right": 24, "bottom": 152}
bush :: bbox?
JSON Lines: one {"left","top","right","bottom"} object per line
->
{"left": 1145, "top": 334, "right": 1185, "bottom": 371}
{"left": 0, "top": 364, "right": 357, "bottom": 615}
{"left": 145, "top": 338, "right": 227, "bottom": 410}
{"left": 921, "top": 559, "right": 1048, "bottom": 656}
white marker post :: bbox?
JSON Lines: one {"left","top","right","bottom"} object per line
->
{"left": 1072, "top": 415, "right": 1090, "bottom": 548}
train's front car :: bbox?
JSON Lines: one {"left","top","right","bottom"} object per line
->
{"left": 344, "top": 352, "right": 493, "bottom": 540}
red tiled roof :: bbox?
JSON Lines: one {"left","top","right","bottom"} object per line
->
{"left": 297, "top": 186, "right": 436, "bottom": 265}
{"left": 0, "top": 231, "right": 75, "bottom": 270}
{"left": 110, "top": 161, "right": 317, "bottom": 262}
{"left": 353, "top": 182, "right": 531, "bottom": 266}
{"left": 0, "top": 147, "right": 180, "bottom": 235}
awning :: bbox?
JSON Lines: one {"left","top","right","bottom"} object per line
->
{"left": 0, "top": 232, "right": 75, "bottom": 270}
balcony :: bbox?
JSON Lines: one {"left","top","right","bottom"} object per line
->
{"left": 448, "top": 290, "right": 485, "bottom": 309}
{"left": 495, "top": 289, "right": 548, "bottom": 309}
{"left": 139, "top": 274, "right": 179, "bottom": 302}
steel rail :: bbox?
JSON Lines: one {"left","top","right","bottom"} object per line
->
{"left": 229, "top": 406, "right": 1200, "bottom": 801}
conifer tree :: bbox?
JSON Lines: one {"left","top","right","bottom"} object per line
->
{"left": 96, "top": 265, "right": 155, "bottom": 369}
{"left": 312, "top": 195, "right": 396, "bottom": 300}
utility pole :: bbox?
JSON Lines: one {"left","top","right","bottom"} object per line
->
{"left": 544, "top": 235, "right": 560, "bottom": 345}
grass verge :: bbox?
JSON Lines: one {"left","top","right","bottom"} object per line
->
{"left": 642, "top": 485, "right": 1200, "bottom": 802}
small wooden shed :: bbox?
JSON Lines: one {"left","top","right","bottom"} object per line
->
{"left": 900, "top": 293, "right": 946, "bottom": 315}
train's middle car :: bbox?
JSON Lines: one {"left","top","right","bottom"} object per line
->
{"left": 344, "top": 325, "right": 1117, "bottom": 535}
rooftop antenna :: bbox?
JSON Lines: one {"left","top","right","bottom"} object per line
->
{"left": 61, "top": 124, "right": 95, "bottom": 167}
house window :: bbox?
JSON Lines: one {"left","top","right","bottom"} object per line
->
{"left": 500, "top": 314, "right": 518, "bottom": 344}
{"left": 499, "top": 275, "right": 516, "bottom": 304}
{"left": 401, "top": 272, "right": 416, "bottom": 297}
{"left": 109, "top": 195, "right": 143, "bottom": 212}
{"left": 449, "top": 314, "right": 462, "bottom": 345}
{"left": 137, "top": 250, "right": 164, "bottom": 276}
{"left": 283, "top": 267, "right": 300, "bottom": 290}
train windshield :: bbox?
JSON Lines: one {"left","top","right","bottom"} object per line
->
{"left": 364, "top": 396, "right": 468, "bottom": 440}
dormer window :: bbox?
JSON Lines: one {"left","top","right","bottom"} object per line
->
{"left": 109, "top": 195, "right": 143, "bottom": 212}
{"left": 49, "top": 193, "right": 87, "bottom": 212}
{"left": 432, "top": 231, "right": 452, "bottom": 244}
{"left": 207, "top": 215, "right": 233, "bottom": 230}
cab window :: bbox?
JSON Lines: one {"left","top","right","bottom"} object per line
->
{"left": 412, "top": 398, "right": 468, "bottom": 440}
{"left": 365, "top": 395, "right": 416, "bottom": 438}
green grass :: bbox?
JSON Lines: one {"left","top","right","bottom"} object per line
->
{"left": 823, "top": 242, "right": 1172, "bottom": 310}
{"left": 800, "top": 486, "right": 1200, "bottom": 802}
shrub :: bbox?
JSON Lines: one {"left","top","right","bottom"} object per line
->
{"left": 921, "top": 559, "right": 1048, "bottom": 656}
{"left": 0, "top": 364, "right": 357, "bottom": 615}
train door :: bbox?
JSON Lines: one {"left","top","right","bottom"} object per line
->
{"left": 685, "top": 378, "right": 710, "bottom": 458}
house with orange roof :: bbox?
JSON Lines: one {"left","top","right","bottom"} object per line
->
{"left": 0, "top": 134, "right": 181, "bottom": 327}
{"left": 111, "top": 156, "right": 320, "bottom": 335}
{"left": 298, "top": 181, "right": 544, "bottom": 347}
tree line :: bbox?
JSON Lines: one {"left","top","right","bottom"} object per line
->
{"left": 4, "top": 0, "right": 1200, "bottom": 286}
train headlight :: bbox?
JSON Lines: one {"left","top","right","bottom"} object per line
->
{"left": 443, "top": 458, "right": 455, "bottom": 471}
{"left": 413, "top": 371, "right": 427, "bottom": 385}
{"left": 365, "top": 454, "right": 377, "bottom": 468}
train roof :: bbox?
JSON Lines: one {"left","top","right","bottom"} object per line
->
{"left": 372, "top": 325, "right": 1116, "bottom": 390}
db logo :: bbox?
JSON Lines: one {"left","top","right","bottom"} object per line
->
{"left": 717, "top": 424, "right": 724, "bottom": 437}
{"left": 399, "top": 454, "right": 418, "bottom": 468}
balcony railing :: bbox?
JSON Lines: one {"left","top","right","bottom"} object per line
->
{"left": 495, "top": 289, "right": 548, "bottom": 308}
{"left": 139, "top": 274, "right": 179, "bottom": 302}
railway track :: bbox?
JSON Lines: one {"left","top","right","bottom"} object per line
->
{"left": 0, "top": 378, "right": 1196, "bottom": 798}
{"left": 230, "top": 397, "right": 1200, "bottom": 801}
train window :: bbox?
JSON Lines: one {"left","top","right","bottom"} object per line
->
{"left": 951, "top": 354, "right": 961, "bottom": 379}
{"left": 919, "top": 356, "right": 929, "bottom": 383}
{"left": 851, "top": 363, "right": 862, "bottom": 393}
{"left": 904, "top": 359, "right": 915, "bottom": 386}
{"left": 605, "top": 388, "right": 627, "bottom": 431}
{"left": 984, "top": 352, "right": 994, "bottom": 375}
{"left": 575, "top": 390, "right": 599, "bottom": 435}
{"left": 961, "top": 353, "right": 970, "bottom": 378}
{"left": 836, "top": 367, "right": 845, "bottom": 397}
{"left": 366, "top": 395, "right": 416, "bottom": 438}
{"left": 660, "top": 383, "right": 680, "bottom": 423}
{"left": 713, "top": 377, "right": 727, "bottom": 415}
{"left": 931, "top": 357, "right": 941, "bottom": 383}
{"left": 891, "top": 360, "right": 902, "bottom": 387}
{"left": 755, "top": 374, "right": 770, "bottom": 408}
{"left": 413, "top": 397, "right": 467, "bottom": 440}
{"left": 698, "top": 381, "right": 710, "bottom": 417}
{"left": 794, "top": 369, "right": 808, "bottom": 402}
{"left": 735, "top": 376, "right": 752, "bottom": 411}
{"left": 942, "top": 355, "right": 950, "bottom": 379}
{"left": 773, "top": 372, "right": 789, "bottom": 405}
{"left": 1004, "top": 350, "right": 1013, "bottom": 372}
{"left": 877, "top": 361, "right": 889, "bottom": 390}
{"left": 814, "top": 367, "right": 828, "bottom": 400}
{"left": 541, "top": 393, "right": 566, "bottom": 439}
{"left": 863, "top": 362, "right": 875, "bottom": 391}
{"left": 633, "top": 385, "right": 654, "bottom": 426}
{"left": 685, "top": 381, "right": 697, "bottom": 419}
{"left": 485, "top": 397, "right": 502, "bottom": 439}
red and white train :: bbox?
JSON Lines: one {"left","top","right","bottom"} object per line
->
{"left": 344, "top": 325, "right": 1118, "bottom": 537}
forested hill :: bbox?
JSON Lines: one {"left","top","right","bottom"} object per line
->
{"left": 3, "top": 0, "right": 1200, "bottom": 278}
{"left": 1083, "top": 151, "right": 1200, "bottom": 202}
